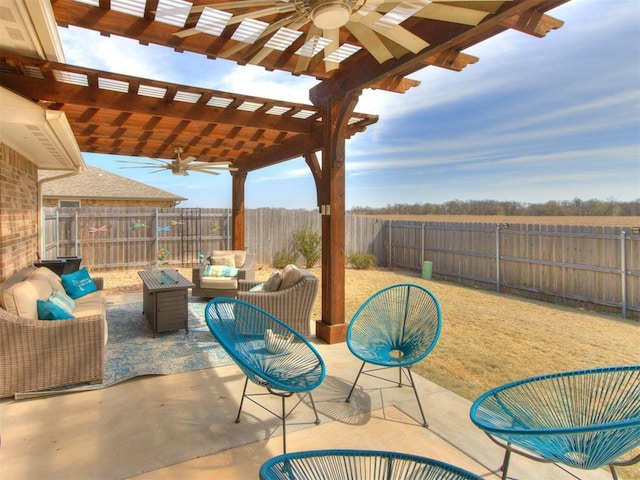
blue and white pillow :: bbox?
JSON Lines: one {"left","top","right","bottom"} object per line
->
{"left": 61, "top": 267, "right": 98, "bottom": 299}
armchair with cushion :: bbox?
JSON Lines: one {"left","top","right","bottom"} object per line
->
{"left": 191, "top": 250, "right": 255, "bottom": 298}
{"left": 237, "top": 265, "right": 318, "bottom": 335}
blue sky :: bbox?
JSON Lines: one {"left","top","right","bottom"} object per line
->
{"left": 58, "top": 0, "right": 640, "bottom": 210}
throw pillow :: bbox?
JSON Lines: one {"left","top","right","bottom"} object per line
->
{"left": 203, "top": 265, "right": 214, "bottom": 277}
{"left": 211, "top": 254, "right": 236, "bottom": 267}
{"left": 249, "top": 283, "right": 266, "bottom": 292}
{"left": 37, "top": 299, "right": 75, "bottom": 320}
{"left": 279, "top": 264, "right": 302, "bottom": 291}
{"left": 61, "top": 267, "right": 98, "bottom": 299}
{"left": 48, "top": 290, "right": 76, "bottom": 314}
{"left": 264, "top": 270, "right": 282, "bottom": 292}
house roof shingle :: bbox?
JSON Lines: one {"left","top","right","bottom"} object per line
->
{"left": 40, "top": 166, "right": 187, "bottom": 203}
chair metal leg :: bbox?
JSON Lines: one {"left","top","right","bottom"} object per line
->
{"left": 406, "top": 368, "right": 428, "bottom": 427}
{"left": 345, "top": 361, "right": 366, "bottom": 403}
{"left": 235, "top": 377, "right": 250, "bottom": 423}
{"left": 281, "top": 395, "right": 287, "bottom": 453}
{"left": 501, "top": 445, "right": 512, "bottom": 480}
{"left": 308, "top": 392, "right": 321, "bottom": 425}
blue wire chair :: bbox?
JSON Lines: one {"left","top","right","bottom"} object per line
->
{"left": 205, "top": 298, "right": 326, "bottom": 453}
{"left": 259, "top": 449, "right": 484, "bottom": 480}
{"left": 345, "top": 283, "right": 442, "bottom": 427}
{"left": 470, "top": 365, "right": 640, "bottom": 480}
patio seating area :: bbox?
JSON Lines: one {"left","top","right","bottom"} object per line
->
{"left": 0, "top": 294, "right": 615, "bottom": 480}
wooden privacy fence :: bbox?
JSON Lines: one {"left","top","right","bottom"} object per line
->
{"left": 385, "top": 221, "right": 640, "bottom": 319}
{"left": 43, "top": 208, "right": 639, "bottom": 319}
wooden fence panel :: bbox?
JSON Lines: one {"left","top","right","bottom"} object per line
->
{"left": 42, "top": 208, "right": 639, "bottom": 319}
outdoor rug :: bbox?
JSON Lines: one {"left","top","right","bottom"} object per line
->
{"left": 15, "top": 301, "right": 232, "bottom": 398}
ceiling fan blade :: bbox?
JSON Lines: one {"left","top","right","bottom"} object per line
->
{"left": 346, "top": 20, "right": 394, "bottom": 63}
{"left": 196, "top": 170, "right": 221, "bottom": 176}
{"left": 357, "top": 11, "right": 429, "bottom": 54}
{"left": 181, "top": 156, "right": 198, "bottom": 164}
{"left": 321, "top": 27, "right": 340, "bottom": 72}
{"left": 376, "top": 2, "right": 489, "bottom": 26}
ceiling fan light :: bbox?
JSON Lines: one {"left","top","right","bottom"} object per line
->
{"left": 311, "top": 0, "right": 351, "bottom": 29}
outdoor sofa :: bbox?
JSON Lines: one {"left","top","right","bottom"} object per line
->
{"left": 191, "top": 250, "right": 255, "bottom": 298}
{"left": 0, "top": 266, "right": 107, "bottom": 397}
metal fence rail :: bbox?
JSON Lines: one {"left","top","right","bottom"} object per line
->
{"left": 43, "top": 208, "right": 639, "bottom": 319}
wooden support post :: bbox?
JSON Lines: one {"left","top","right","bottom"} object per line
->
{"left": 314, "top": 91, "right": 361, "bottom": 344}
{"left": 231, "top": 171, "right": 247, "bottom": 250}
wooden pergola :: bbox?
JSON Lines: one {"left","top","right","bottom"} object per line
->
{"left": 4, "top": 0, "right": 570, "bottom": 342}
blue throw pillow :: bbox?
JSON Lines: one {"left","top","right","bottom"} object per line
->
{"left": 37, "top": 299, "right": 75, "bottom": 320}
{"left": 61, "top": 267, "right": 98, "bottom": 299}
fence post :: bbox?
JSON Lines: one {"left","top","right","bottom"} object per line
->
{"left": 55, "top": 210, "right": 60, "bottom": 257}
{"left": 421, "top": 222, "right": 425, "bottom": 267}
{"left": 495, "top": 225, "right": 501, "bottom": 293}
{"left": 74, "top": 211, "right": 79, "bottom": 255}
{"left": 226, "top": 209, "right": 231, "bottom": 249}
{"left": 155, "top": 208, "right": 159, "bottom": 265}
{"left": 621, "top": 231, "right": 627, "bottom": 318}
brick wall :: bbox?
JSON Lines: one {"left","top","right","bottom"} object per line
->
{"left": 0, "top": 144, "right": 38, "bottom": 281}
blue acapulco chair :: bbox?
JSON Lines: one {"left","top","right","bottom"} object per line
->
{"left": 259, "top": 449, "right": 484, "bottom": 480}
{"left": 345, "top": 283, "right": 442, "bottom": 427}
{"left": 204, "top": 298, "right": 326, "bottom": 453}
{"left": 470, "top": 365, "right": 640, "bottom": 480}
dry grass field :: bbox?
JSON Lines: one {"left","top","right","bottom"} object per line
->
{"left": 365, "top": 214, "right": 640, "bottom": 226}
{"left": 103, "top": 262, "right": 640, "bottom": 479}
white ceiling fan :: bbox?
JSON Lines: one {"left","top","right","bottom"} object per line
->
{"left": 158, "top": 0, "right": 508, "bottom": 70}
{"left": 117, "top": 146, "right": 238, "bottom": 176}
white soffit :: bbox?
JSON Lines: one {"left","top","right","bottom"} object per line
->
{"left": 0, "top": 0, "right": 65, "bottom": 61}
{"left": 0, "top": 87, "right": 85, "bottom": 171}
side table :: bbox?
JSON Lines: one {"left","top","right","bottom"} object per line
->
{"left": 138, "top": 270, "right": 195, "bottom": 336}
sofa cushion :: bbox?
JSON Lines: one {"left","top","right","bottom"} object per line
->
{"left": 75, "top": 290, "right": 107, "bottom": 306}
{"left": 210, "top": 254, "right": 236, "bottom": 268}
{"left": 48, "top": 290, "right": 76, "bottom": 314}
{"left": 29, "top": 279, "right": 55, "bottom": 300}
{"left": 210, "top": 250, "right": 246, "bottom": 268}
{"left": 279, "top": 264, "right": 302, "bottom": 291}
{"left": 264, "top": 270, "right": 282, "bottom": 292}
{"left": 37, "top": 299, "right": 75, "bottom": 320}
{"left": 28, "top": 267, "right": 64, "bottom": 292}
{"left": 61, "top": 267, "right": 98, "bottom": 299}
{"left": 1, "top": 280, "right": 39, "bottom": 319}
{"left": 199, "top": 276, "right": 238, "bottom": 289}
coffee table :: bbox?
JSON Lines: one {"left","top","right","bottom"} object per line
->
{"left": 138, "top": 270, "right": 195, "bottom": 336}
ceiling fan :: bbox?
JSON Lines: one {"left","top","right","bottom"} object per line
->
{"left": 159, "top": 0, "right": 508, "bottom": 70}
{"left": 117, "top": 146, "right": 238, "bottom": 176}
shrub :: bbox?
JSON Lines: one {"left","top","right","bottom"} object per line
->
{"left": 273, "top": 250, "right": 296, "bottom": 269}
{"left": 293, "top": 229, "right": 321, "bottom": 268}
{"left": 348, "top": 252, "right": 376, "bottom": 270}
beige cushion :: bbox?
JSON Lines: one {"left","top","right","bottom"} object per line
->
{"left": 29, "top": 279, "right": 55, "bottom": 300}
{"left": 212, "top": 250, "right": 246, "bottom": 268}
{"left": 211, "top": 254, "right": 236, "bottom": 267}
{"left": 279, "top": 264, "right": 302, "bottom": 291}
{"left": 200, "top": 277, "right": 238, "bottom": 289}
{"left": 264, "top": 270, "right": 282, "bottom": 292}
{"left": 75, "top": 290, "right": 107, "bottom": 307}
{"left": 28, "top": 267, "right": 64, "bottom": 292}
{"left": 1, "top": 281, "right": 39, "bottom": 319}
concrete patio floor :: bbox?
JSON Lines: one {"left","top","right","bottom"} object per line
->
{"left": 0, "top": 296, "right": 613, "bottom": 480}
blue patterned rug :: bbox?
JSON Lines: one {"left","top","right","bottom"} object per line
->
{"left": 17, "top": 301, "right": 232, "bottom": 398}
